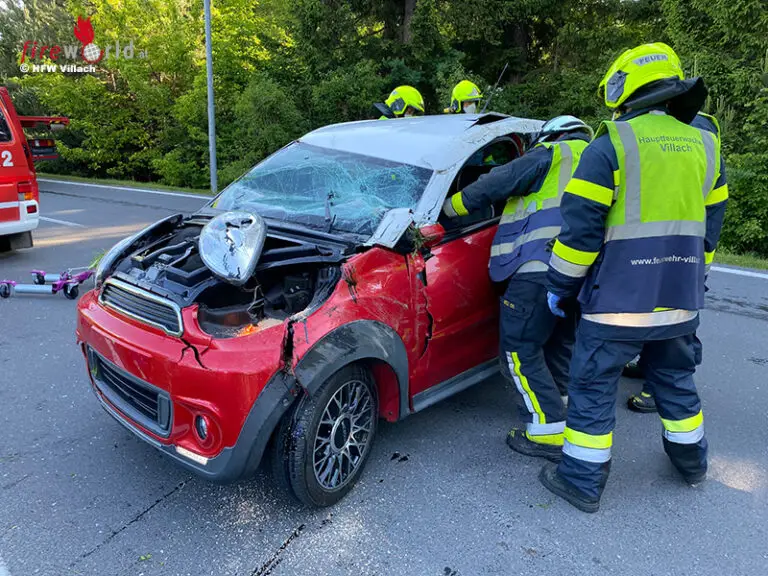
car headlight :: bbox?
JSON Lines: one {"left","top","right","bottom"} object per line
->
{"left": 94, "top": 234, "right": 137, "bottom": 288}
{"left": 199, "top": 211, "right": 267, "bottom": 285}
{"left": 94, "top": 214, "right": 185, "bottom": 288}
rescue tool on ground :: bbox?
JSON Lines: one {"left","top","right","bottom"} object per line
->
{"left": 0, "top": 267, "right": 93, "bottom": 300}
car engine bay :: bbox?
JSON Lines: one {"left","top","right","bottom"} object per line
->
{"left": 107, "top": 215, "right": 350, "bottom": 338}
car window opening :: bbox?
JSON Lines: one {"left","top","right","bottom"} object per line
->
{"left": 440, "top": 135, "right": 525, "bottom": 230}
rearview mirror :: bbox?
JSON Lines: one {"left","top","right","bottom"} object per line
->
{"left": 419, "top": 223, "right": 445, "bottom": 248}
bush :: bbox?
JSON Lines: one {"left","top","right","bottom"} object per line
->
{"left": 719, "top": 152, "right": 768, "bottom": 256}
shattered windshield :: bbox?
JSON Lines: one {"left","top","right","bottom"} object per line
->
{"left": 211, "top": 142, "right": 433, "bottom": 236}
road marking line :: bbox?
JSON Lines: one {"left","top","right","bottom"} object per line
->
{"left": 0, "top": 554, "right": 12, "bottom": 576}
{"left": 711, "top": 266, "right": 768, "bottom": 280}
{"left": 37, "top": 178, "right": 211, "bottom": 200}
{"left": 39, "top": 216, "right": 86, "bottom": 228}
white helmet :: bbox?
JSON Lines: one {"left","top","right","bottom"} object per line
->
{"left": 535, "top": 115, "right": 594, "bottom": 145}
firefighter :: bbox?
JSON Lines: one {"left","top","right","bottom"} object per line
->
{"left": 442, "top": 115, "right": 593, "bottom": 460}
{"left": 375, "top": 86, "right": 425, "bottom": 119}
{"left": 626, "top": 110, "right": 728, "bottom": 414}
{"left": 445, "top": 80, "right": 483, "bottom": 114}
{"left": 540, "top": 43, "right": 728, "bottom": 512}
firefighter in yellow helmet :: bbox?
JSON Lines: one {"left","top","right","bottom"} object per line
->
{"left": 445, "top": 80, "right": 483, "bottom": 114}
{"left": 539, "top": 43, "right": 727, "bottom": 512}
{"left": 374, "top": 86, "right": 425, "bottom": 119}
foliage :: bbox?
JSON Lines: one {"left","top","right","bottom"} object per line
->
{"left": 1, "top": 0, "right": 766, "bottom": 254}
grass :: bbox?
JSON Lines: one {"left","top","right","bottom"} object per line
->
{"left": 714, "top": 249, "right": 768, "bottom": 271}
{"left": 36, "top": 172, "right": 212, "bottom": 196}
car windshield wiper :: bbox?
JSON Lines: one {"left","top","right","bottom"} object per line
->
{"left": 324, "top": 191, "right": 337, "bottom": 233}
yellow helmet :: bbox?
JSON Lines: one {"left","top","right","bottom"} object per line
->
{"left": 598, "top": 43, "right": 684, "bottom": 109}
{"left": 447, "top": 80, "right": 483, "bottom": 113}
{"left": 385, "top": 86, "right": 425, "bottom": 117}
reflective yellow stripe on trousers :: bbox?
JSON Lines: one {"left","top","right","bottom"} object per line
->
{"left": 562, "top": 427, "right": 612, "bottom": 463}
{"left": 662, "top": 410, "right": 705, "bottom": 444}
{"left": 507, "top": 352, "right": 545, "bottom": 424}
{"left": 506, "top": 353, "right": 565, "bottom": 444}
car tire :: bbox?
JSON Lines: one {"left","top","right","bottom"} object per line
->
{"left": 275, "top": 364, "right": 378, "bottom": 507}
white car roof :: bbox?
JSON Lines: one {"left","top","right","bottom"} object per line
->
{"left": 300, "top": 114, "right": 545, "bottom": 171}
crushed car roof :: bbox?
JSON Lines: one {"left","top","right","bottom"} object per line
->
{"left": 300, "top": 114, "right": 545, "bottom": 172}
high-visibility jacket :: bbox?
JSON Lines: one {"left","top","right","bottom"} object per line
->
{"left": 691, "top": 112, "right": 728, "bottom": 275}
{"left": 489, "top": 140, "right": 587, "bottom": 281}
{"left": 548, "top": 110, "right": 726, "bottom": 337}
{"left": 446, "top": 138, "right": 588, "bottom": 282}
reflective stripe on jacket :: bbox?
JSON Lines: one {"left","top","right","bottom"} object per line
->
{"left": 488, "top": 139, "right": 588, "bottom": 282}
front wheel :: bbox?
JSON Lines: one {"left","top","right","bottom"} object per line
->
{"left": 273, "top": 364, "right": 378, "bottom": 507}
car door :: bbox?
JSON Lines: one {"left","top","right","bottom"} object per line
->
{"left": 408, "top": 136, "right": 528, "bottom": 401}
{"left": 408, "top": 222, "right": 500, "bottom": 398}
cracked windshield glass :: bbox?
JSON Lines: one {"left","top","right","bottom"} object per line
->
{"left": 211, "top": 142, "right": 433, "bottom": 236}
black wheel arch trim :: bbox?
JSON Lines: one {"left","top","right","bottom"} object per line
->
{"left": 292, "top": 319, "right": 410, "bottom": 420}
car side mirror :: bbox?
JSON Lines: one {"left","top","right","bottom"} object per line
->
{"left": 419, "top": 224, "right": 445, "bottom": 249}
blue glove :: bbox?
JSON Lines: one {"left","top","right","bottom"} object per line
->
{"left": 547, "top": 291, "right": 566, "bottom": 318}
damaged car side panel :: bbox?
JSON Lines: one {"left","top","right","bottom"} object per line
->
{"left": 287, "top": 248, "right": 429, "bottom": 421}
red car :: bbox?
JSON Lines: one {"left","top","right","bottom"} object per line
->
{"left": 77, "top": 114, "right": 543, "bottom": 506}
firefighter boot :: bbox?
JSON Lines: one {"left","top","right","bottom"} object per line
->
{"left": 539, "top": 463, "right": 600, "bottom": 513}
{"left": 506, "top": 428, "right": 562, "bottom": 463}
{"left": 628, "top": 391, "right": 657, "bottom": 413}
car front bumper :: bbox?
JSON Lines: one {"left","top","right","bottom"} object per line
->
{"left": 76, "top": 289, "right": 298, "bottom": 482}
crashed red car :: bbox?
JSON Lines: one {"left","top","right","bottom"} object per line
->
{"left": 77, "top": 113, "right": 543, "bottom": 506}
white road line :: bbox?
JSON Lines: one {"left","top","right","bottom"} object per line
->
{"left": 0, "top": 554, "right": 11, "bottom": 576}
{"left": 711, "top": 265, "right": 768, "bottom": 280}
{"left": 39, "top": 216, "right": 86, "bottom": 228}
{"left": 37, "top": 178, "right": 211, "bottom": 199}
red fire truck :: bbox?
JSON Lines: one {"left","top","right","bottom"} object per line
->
{"left": 0, "top": 86, "right": 68, "bottom": 252}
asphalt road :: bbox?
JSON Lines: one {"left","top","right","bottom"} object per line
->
{"left": 1, "top": 180, "right": 767, "bottom": 576}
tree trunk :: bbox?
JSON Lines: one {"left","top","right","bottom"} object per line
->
{"left": 401, "top": 0, "right": 416, "bottom": 44}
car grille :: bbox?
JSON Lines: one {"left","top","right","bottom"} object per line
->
{"left": 100, "top": 278, "right": 183, "bottom": 336}
{"left": 88, "top": 347, "right": 172, "bottom": 436}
